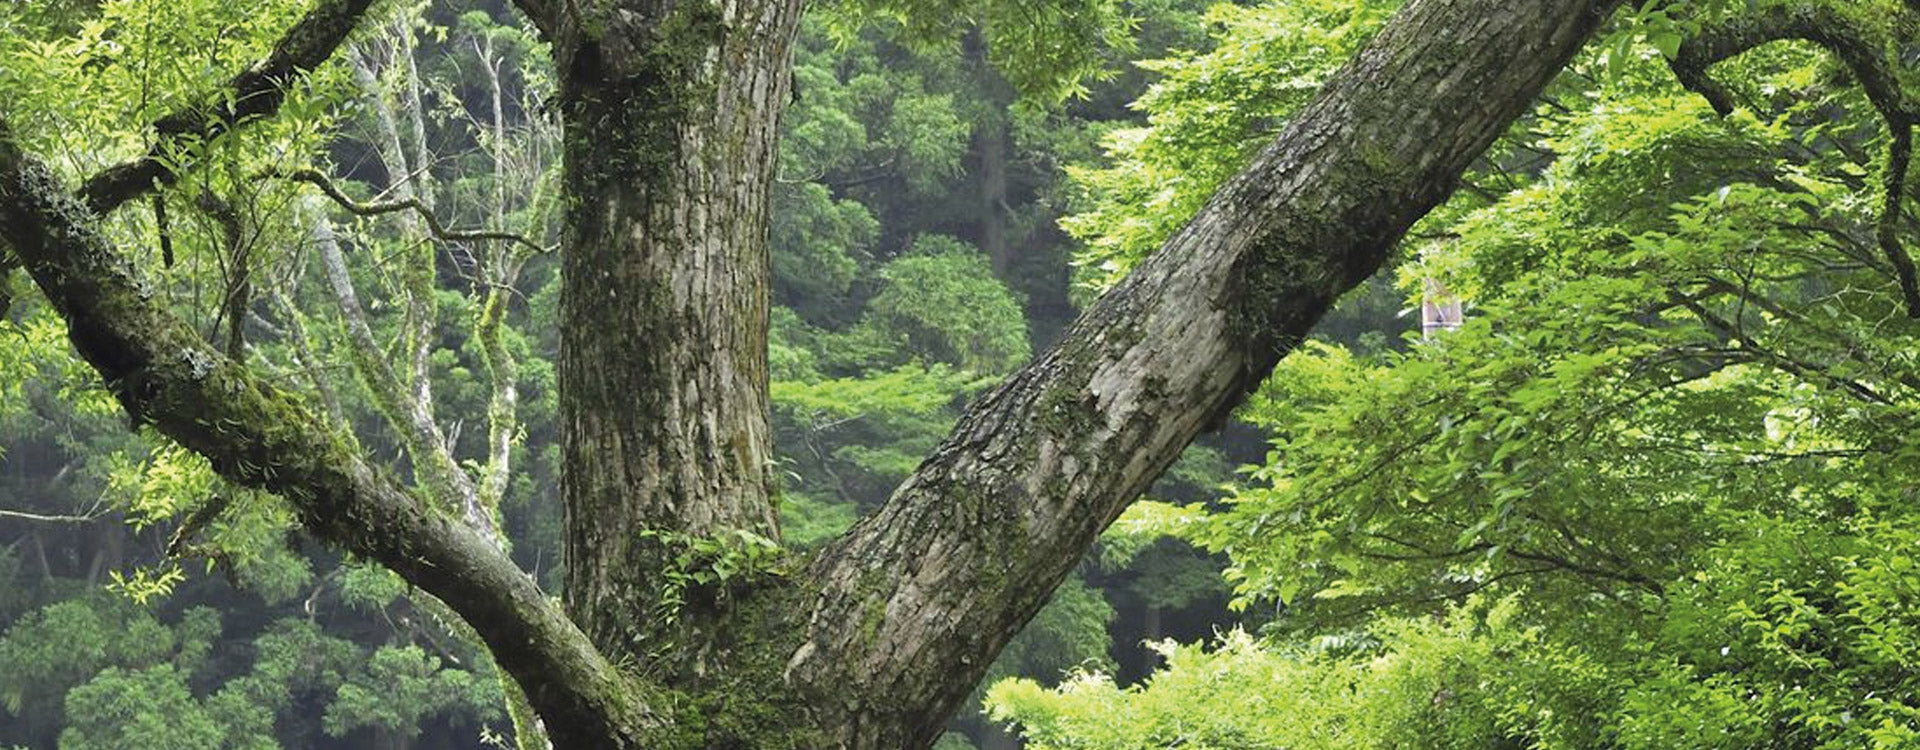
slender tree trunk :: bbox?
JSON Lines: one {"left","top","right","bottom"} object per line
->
{"left": 967, "top": 31, "right": 1015, "bottom": 275}
{"left": 977, "top": 119, "right": 1012, "bottom": 274}
{"left": 552, "top": 0, "right": 803, "bottom": 667}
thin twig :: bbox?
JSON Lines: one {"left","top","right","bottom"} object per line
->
{"left": 266, "top": 167, "right": 552, "bottom": 254}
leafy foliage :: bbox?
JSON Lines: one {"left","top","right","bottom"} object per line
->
{"left": 991, "top": 0, "right": 1920, "bottom": 747}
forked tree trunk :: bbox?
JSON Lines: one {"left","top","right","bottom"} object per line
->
{"left": 544, "top": 0, "right": 1624, "bottom": 744}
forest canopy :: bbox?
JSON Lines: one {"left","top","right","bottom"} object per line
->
{"left": 4, "top": 0, "right": 1920, "bottom": 748}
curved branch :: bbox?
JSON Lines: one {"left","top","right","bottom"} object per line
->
{"left": 0, "top": 129, "right": 657, "bottom": 748}
{"left": 77, "top": 0, "right": 380, "bottom": 215}
{"left": 1880, "top": 125, "right": 1920, "bottom": 317}
{"left": 1670, "top": 3, "right": 1911, "bottom": 121}
{"left": 271, "top": 167, "right": 552, "bottom": 254}
{"left": 1671, "top": 3, "right": 1920, "bottom": 317}
{"left": 509, "top": 0, "right": 559, "bottom": 41}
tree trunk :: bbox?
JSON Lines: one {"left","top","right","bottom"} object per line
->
{"left": 977, "top": 118, "right": 1013, "bottom": 275}
{"left": 550, "top": 0, "right": 802, "bottom": 667}
{"left": 968, "top": 31, "right": 1015, "bottom": 275}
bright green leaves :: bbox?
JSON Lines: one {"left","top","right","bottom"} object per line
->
{"left": 0, "top": 0, "right": 344, "bottom": 181}
{"left": 98, "top": 443, "right": 311, "bottom": 604}
{"left": 633, "top": 528, "right": 787, "bottom": 641}
{"left": 974, "top": 576, "right": 1116, "bottom": 708}
{"left": 988, "top": 599, "right": 1613, "bottom": 750}
{"left": 103, "top": 445, "right": 214, "bottom": 532}
{"left": 1616, "top": 516, "right": 1920, "bottom": 748}
{"left": 1060, "top": 0, "right": 1398, "bottom": 295}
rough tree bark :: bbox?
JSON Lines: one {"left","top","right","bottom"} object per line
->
{"left": 533, "top": 0, "right": 802, "bottom": 666}
{"left": 0, "top": 0, "right": 1628, "bottom": 746}
{"left": 784, "top": 2, "right": 1623, "bottom": 745}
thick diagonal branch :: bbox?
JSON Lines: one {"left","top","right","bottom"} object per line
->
{"left": 0, "top": 132, "right": 656, "bottom": 749}
{"left": 788, "top": 1, "right": 1627, "bottom": 746}
{"left": 77, "top": 0, "right": 379, "bottom": 215}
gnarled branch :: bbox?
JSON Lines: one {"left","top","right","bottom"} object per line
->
{"left": 268, "top": 167, "right": 552, "bottom": 254}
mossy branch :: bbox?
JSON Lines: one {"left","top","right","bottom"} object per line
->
{"left": 310, "top": 208, "right": 488, "bottom": 536}
{"left": 0, "top": 122, "right": 661, "bottom": 748}
{"left": 77, "top": 0, "right": 381, "bottom": 215}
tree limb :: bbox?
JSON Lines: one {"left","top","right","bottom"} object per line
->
{"left": 509, "top": 0, "right": 559, "bottom": 41}
{"left": 269, "top": 167, "right": 551, "bottom": 254}
{"left": 0, "top": 126, "right": 658, "bottom": 749}
{"left": 77, "top": 0, "right": 380, "bottom": 215}
{"left": 0, "top": 508, "right": 107, "bottom": 524}
{"left": 1670, "top": 2, "right": 1920, "bottom": 316}
{"left": 788, "top": 1, "right": 1628, "bottom": 746}
{"left": 1670, "top": 3, "right": 1911, "bottom": 121}
{"left": 310, "top": 207, "right": 495, "bottom": 539}
{"left": 1878, "top": 124, "right": 1920, "bottom": 317}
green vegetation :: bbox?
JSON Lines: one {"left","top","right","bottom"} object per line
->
{"left": 5, "top": 0, "right": 1920, "bottom": 746}
{"left": 984, "top": 1, "right": 1920, "bottom": 748}
{"left": 0, "top": 0, "right": 1224, "bottom": 745}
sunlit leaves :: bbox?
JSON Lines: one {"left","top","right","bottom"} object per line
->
{"left": 1060, "top": 0, "right": 1397, "bottom": 295}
